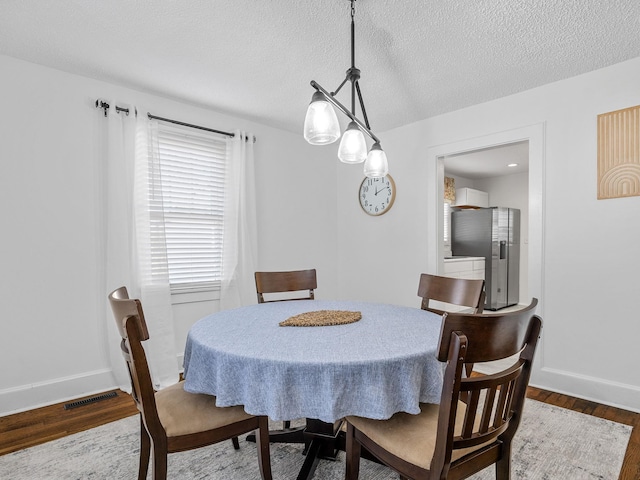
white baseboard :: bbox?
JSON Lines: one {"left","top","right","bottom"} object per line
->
{"left": 4, "top": 360, "right": 638, "bottom": 418}
{"left": 0, "top": 369, "right": 117, "bottom": 417}
{"left": 532, "top": 366, "right": 640, "bottom": 414}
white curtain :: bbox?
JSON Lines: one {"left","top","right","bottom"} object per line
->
{"left": 101, "top": 106, "right": 179, "bottom": 391}
{"left": 102, "top": 104, "right": 137, "bottom": 390}
{"left": 220, "top": 131, "right": 258, "bottom": 310}
{"left": 134, "top": 117, "right": 179, "bottom": 389}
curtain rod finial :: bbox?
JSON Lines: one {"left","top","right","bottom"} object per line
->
{"left": 95, "top": 98, "right": 109, "bottom": 117}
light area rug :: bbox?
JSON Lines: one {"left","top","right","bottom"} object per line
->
{"left": 0, "top": 399, "right": 631, "bottom": 479}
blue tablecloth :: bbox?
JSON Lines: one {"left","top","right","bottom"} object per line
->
{"left": 183, "top": 300, "right": 445, "bottom": 423}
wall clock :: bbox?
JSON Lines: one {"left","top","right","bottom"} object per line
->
{"left": 359, "top": 175, "right": 396, "bottom": 216}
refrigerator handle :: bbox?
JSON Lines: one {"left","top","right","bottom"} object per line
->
{"left": 499, "top": 240, "right": 507, "bottom": 259}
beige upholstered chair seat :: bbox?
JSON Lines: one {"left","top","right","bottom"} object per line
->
{"left": 347, "top": 401, "right": 493, "bottom": 470}
{"left": 156, "top": 381, "right": 254, "bottom": 437}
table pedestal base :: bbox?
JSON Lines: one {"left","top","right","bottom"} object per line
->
{"left": 246, "top": 425, "right": 307, "bottom": 444}
{"left": 246, "top": 418, "right": 346, "bottom": 480}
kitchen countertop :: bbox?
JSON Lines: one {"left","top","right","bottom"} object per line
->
{"left": 444, "top": 256, "right": 484, "bottom": 262}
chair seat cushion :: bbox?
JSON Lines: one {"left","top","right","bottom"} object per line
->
{"left": 155, "top": 381, "right": 254, "bottom": 437}
{"left": 347, "top": 401, "right": 491, "bottom": 470}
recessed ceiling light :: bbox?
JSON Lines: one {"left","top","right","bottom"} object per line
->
{"left": 507, "top": 163, "right": 518, "bottom": 167}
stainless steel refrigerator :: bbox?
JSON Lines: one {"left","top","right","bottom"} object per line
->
{"left": 451, "top": 207, "right": 520, "bottom": 310}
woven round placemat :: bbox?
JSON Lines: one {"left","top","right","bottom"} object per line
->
{"left": 279, "top": 310, "right": 362, "bottom": 327}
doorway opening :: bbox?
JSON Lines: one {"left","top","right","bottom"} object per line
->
{"left": 444, "top": 141, "right": 529, "bottom": 308}
{"left": 425, "top": 124, "right": 545, "bottom": 313}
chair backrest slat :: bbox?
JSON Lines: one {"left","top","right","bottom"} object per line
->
{"left": 417, "top": 273, "right": 485, "bottom": 314}
{"left": 255, "top": 269, "right": 317, "bottom": 303}
{"left": 437, "top": 298, "right": 538, "bottom": 364}
{"left": 108, "top": 286, "right": 150, "bottom": 340}
{"left": 479, "top": 387, "right": 497, "bottom": 433}
{"left": 462, "top": 390, "right": 480, "bottom": 438}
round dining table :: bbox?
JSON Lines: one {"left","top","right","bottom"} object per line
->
{"left": 183, "top": 300, "right": 445, "bottom": 423}
{"left": 182, "top": 300, "right": 445, "bottom": 480}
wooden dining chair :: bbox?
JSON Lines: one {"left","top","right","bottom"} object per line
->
{"left": 108, "top": 287, "right": 272, "bottom": 480}
{"left": 255, "top": 268, "right": 317, "bottom": 429}
{"left": 418, "top": 273, "right": 486, "bottom": 377}
{"left": 255, "top": 269, "right": 317, "bottom": 304}
{"left": 344, "top": 299, "right": 542, "bottom": 480}
{"left": 417, "top": 273, "right": 486, "bottom": 314}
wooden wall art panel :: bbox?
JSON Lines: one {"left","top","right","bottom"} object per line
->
{"left": 597, "top": 105, "right": 640, "bottom": 199}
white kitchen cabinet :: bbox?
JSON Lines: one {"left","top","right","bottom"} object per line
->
{"left": 434, "top": 256, "right": 485, "bottom": 313}
{"left": 454, "top": 188, "right": 489, "bottom": 208}
{"left": 443, "top": 256, "right": 485, "bottom": 280}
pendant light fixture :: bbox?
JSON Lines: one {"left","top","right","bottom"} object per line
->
{"left": 303, "top": 0, "right": 388, "bottom": 178}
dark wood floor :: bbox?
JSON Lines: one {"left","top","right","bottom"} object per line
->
{"left": 0, "top": 390, "right": 138, "bottom": 456}
{"left": 1, "top": 387, "right": 638, "bottom": 479}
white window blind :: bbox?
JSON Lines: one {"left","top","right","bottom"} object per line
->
{"left": 151, "top": 121, "right": 227, "bottom": 292}
{"left": 444, "top": 201, "right": 451, "bottom": 245}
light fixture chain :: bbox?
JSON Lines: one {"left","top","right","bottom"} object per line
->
{"left": 350, "top": 0, "right": 357, "bottom": 115}
{"left": 350, "top": 0, "right": 356, "bottom": 69}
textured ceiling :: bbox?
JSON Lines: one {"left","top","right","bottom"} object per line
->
{"left": 1, "top": 1, "right": 640, "bottom": 136}
{"left": 444, "top": 141, "right": 529, "bottom": 179}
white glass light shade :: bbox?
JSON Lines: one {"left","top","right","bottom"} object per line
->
{"left": 338, "top": 122, "right": 367, "bottom": 164}
{"left": 363, "top": 142, "right": 389, "bottom": 178}
{"left": 303, "top": 91, "right": 340, "bottom": 145}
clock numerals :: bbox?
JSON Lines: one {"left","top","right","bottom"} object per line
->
{"left": 359, "top": 174, "right": 395, "bottom": 216}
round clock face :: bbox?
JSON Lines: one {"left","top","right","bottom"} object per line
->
{"left": 359, "top": 175, "right": 396, "bottom": 216}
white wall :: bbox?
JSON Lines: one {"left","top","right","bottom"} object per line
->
{"left": 446, "top": 174, "right": 475, "bottom": 191}
{"left": 336, "top": 146, "right": 430, "bottom": 306}
{"left": 0, "top": 54, "right": 337, "bottom": 415}
{"left": 3, "top": 51, "right": 640, "bottom": 416}
{"left": 337, "top": 56, "right": 640, "bottom": 412}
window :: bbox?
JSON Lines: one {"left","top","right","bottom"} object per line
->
{"left": 444, "top": 201, "right": 452, "bottom": 257}
{"left": 149, "top": 121, "right": 227, "bottom": 293}
{"left": 444, "top": 201, "right": 451, "bottom": 244}
{"left": 443, "top": 176, "right": 455, "bottom": 257}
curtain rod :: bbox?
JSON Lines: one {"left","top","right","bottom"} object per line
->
{"left": 149, "top": 113, "right": 256, "bottom": 143}
{"left": 95, "top": 99, "right": 255, "bottom": 142}
{"left": 148, "top": 113, "right": 235, "bottom": 137}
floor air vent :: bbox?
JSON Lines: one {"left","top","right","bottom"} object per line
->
{"left": 64, "top": 391, "right": 118, "bottom": 410}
